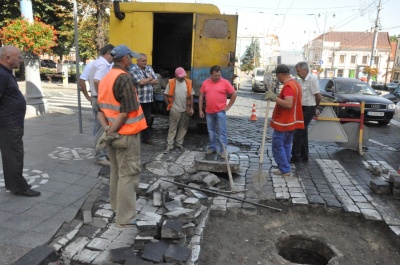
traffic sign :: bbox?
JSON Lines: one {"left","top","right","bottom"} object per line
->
{"left": 319, "top": 60, "right": 323, "bottom": 65}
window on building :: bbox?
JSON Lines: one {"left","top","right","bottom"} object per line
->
{"left": 328, "top": 57, "right": 332, "bottom": 63}
{"left": 337, "top": 69, "right": 343, "bottom": 77}
{"left": 362, "top": 56, "right": 367, "bottom": 64}
{"left": 314, "top": 54, "right": 319, "bottom": 61}
{"left": 351, "top": 55, "right": 356, "bottom": 64}
{"left": 374, "top": 56, "right": 379, "bottom": 65}
{"left": 339, "top": 55, "right": 345, "bottom": 64}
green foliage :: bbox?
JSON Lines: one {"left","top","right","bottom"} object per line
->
{"left": 240, "top": 37, "right": 262, "bottom": 72}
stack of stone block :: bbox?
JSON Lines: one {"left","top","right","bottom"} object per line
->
{"left": 370, "top": 173, "right": 400, "bottom": 199}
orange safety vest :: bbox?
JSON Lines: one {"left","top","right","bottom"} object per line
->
{"left": 270, "top": 79, "right": 304, "bottom": 132}
{"left": 166, "top": 78, "right": 193, "bottom": 111}
{"left": 98, "top": 68, "right": 147, "bottom": 135}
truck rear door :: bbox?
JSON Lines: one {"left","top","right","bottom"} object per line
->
{"left": 191, "top": 14, "right": 238, "bottom": 94}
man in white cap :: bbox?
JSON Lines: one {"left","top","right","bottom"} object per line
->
{"left": 97, "top": 44, "right": 146, "bottom": 227}
{"left": 163, "top": 67, "right": 194, "bottom": 153}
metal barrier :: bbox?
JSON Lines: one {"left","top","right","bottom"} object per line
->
{"left": 313, "top": 101, "right": 365, "bottom": 155}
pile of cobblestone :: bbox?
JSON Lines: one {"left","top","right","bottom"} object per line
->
{"left": 48, "top": 170, "right": 247, "bottom": 264}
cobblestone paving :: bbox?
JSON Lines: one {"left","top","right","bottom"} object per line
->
{"left": 50, "top": 77, "right": 400, "bottom": 263}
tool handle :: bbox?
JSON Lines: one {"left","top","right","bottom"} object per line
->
{"left": 259, "top": 100, "right": 270, "bottom": 163}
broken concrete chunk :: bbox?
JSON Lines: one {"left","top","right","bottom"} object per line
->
{"left": 203, "top": 173, "right": 220, "bottom": 187}
{"left": 137, "top": 220, "right": 159, "bottom": 237}
{"left": 187, "top": 183, "right": 202, "bottom": 189}
{"left": 198, "top": 171, "right": 210, "bottom": 177}
{"left": 153, "top": 191, "right": 162, "bottom": 207}
{"left": 389, "top": 173, "right": 400, "bottom": 183}
{"left": 182, "top": 222, "right": 196, "bottom": 237}
{"left": 161, "top": 220, "right": 183, "bottom": 239}
{"left": 372, "top": 166, "right": 383, "bottom": 177}
{"left": 186, "top": 167, "right": 198, "bottom": 174}
{"left": 147, "top": 181, "right": 161, "bottom": 196}
{"left": 134, "top": 235, "right": 157, "bottom": 250}
{"left": 164, "top": 200, "right": 183, "bottom": 212}
{"left": 182, "top": 197, "right": 201, "bottom": 210}
{"left": 164, "top": 208, "right": 195, "bottom": 223}
{"left": 164, "top": 244, "right": 192, "bottom": 264}
{"left": 141, "top": 240, "right": 171, "bottom": 263}
{"left": 138, "top": 183, "right": 150, "bottom": 196}
{"left": 188, "top": 173, "right": 203, "bottom": 184}
{"left": 187, "top": 189, "right": 208, "bottom": 205}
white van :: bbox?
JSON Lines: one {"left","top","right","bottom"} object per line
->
{"left": 252, "top": 68, "right": 265, "bottom": 92}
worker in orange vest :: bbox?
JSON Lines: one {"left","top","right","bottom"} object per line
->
{"left": 163, "top": 67, "right": 194, "bottom": 153}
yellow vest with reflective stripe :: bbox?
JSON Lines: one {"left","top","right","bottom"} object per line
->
{"left": 166, "top": 78, "right": 192, "bottom": 111}
{"left": 98, "top": 68, "right": 147, "bottom": 135}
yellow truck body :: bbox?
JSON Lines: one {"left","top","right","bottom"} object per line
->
{"left": 109, "top": 1, "right": 238, "bottom": 95}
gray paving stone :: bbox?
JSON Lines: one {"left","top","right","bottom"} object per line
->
{"left": 349, "top": 195, "right": 368, "bottom": 203}
{"left": 141, "top": 240, "right": 171, "bottom": 263}
{"left": 164, "top": 244, "right": 191, "bottom": 263}
{"left": 109, "top": 246, "right": 135, "bottom": 264}
{"left": 100, "top": 228, "right": 122, "bottom": 241}
{"left": 307, "top": 195, "right": 325, "bottom": 205}
{"left": 343, "top": 204, "right": 360, "bottom": 213}
{"left": 324, "top": 198, "right": 342, "bottom": 208}
{"left": 360, "top": 208, "right": 382, "bottom": 221}
{"left": 73, "top": 249, "right": 100, "bottom": 264}
{"left": 87, "top": 237, "right": 112, "bottom": 251}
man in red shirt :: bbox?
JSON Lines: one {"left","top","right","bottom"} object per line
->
{"left": 265, "top": 64, "right": 304, "bottom": 177}
{"left": 199, "top": 65, "right": 237, "bottom": 159}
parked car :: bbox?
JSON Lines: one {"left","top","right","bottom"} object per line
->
{"left": 40, "top": 59, "right": 57, "bottom": 68}
{"left": 385, "top": 82, "right": 398, "bottom": 92}
{"left": 371, "top": 81, "right": 385, "bottom": 90}
{"left": 319, "top": 77, "right": 395, "bottom": 125}
{"left": 383, "top": 85, "right": 400, "bottom": 103}
{"left": 252, "top": 68, "right": 265, "bottom": 92}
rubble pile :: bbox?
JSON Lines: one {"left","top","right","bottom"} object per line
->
{"left": 52, "top": 171, "right": 239, "bottom": 264}
{"left": 368, "top": 165, "right": 400, "bottom": 199}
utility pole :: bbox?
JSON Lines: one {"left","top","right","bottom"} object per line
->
{"left": 368, "top": 0, "right": 382, "bottom": 84}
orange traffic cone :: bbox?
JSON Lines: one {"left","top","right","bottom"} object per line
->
{"left": 249, "top": 103, "right": 258, "bottom": 121}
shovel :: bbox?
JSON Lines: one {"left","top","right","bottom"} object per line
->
{"left": 252, "top": 100, "right": 270, "bottom": 190}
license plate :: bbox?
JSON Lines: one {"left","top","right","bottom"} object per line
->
{"left": 368, "top": 112, "right": 384, "bottom": 116}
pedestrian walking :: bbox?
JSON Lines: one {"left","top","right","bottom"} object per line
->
{"left": 291, "top": 62, "right": 321, "bottom": 163}
{"left": 97, "top": 44, "right": 145, "bottom": 227}
{"left": 199, "top": 65, "right": 237, "bottom": 159}
{"left": 130, "top": 53, "right": 158, "bottom": 145}
{"left": 88, "top": 44, "right": 115, "bottom": 166}
{"left": 265, "top": 64, "right": 304, "bottom": 177}
{"left": 163, "top": 67, "right": 194, "bottom": 153}
{"left": 0, "top": 45, "right": 40, "bottom": 196}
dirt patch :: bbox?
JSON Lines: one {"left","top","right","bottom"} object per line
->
{"left": 199, "top": 206, "right": 400, "bottom": 265}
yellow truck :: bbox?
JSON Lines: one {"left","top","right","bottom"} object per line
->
{"left": 109, "top": 1, "right": 238, "bottom": 123}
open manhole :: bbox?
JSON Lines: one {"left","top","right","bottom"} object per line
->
{"left": 276, "top": 234, "right": 337, "bottom": 265}
{"left": 145, "top": 161, "right": 185, "bottom": 177}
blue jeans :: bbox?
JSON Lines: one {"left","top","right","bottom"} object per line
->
{"left": 206, "top": 111, "right": 227, "bottom": 153}
{"left": 272, "top": 130, "right": 295, "bottom": 174}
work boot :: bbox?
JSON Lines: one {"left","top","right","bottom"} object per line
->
{"left": 205, "top": 149, "right": 216, "bottom": 155}
{"left": 163, "top": 146, "right": 173, "bottom": 154}
{"left": 176, "top": 145, "right": 186, "bottom": 152}
{"left": 219, "top": 152, "right": 226, "bottom": 159}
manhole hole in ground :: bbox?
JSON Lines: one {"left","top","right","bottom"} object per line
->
{"left": 276, "top": 234, "right": 336, "bottom": 265}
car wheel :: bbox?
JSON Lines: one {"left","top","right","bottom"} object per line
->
{"left": 378, "top": 120, "right": 390, "bottom": 125}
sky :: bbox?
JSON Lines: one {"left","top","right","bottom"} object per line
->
{"left": 139, "top": 0, "right": 400, "bottom": 51}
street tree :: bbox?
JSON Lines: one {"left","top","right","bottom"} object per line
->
{"left": 240, "top": 37, "right": 261, "bottom": 73}
{"left": 0, "top": 0, "right": 73, "bottom": 58}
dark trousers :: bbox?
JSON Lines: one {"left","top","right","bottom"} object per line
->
{"left": 292, "top": 105, "right": 316, "bottom": 160}
{"left": 140, "top": 102, "right": 152, "bottom": 141}
{"left": 0, "top": 126, "right": 29, "bottom": 193}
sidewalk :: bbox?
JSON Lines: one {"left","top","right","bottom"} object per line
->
{"left": 0, "top": 109, "right": 98, "bottom": 264}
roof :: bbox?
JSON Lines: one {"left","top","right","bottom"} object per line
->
{"left": 314, "top": 31, "right": 391, "bottom": 49}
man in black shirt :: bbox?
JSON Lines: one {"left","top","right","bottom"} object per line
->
{"left": 0, "top": 45, "right": 40, "bottom": 196}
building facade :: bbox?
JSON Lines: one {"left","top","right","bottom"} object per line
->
{"left": 305, "top": 31, "right": 391, "bottom": 82}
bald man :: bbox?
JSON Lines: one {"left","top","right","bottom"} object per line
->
{"left": 0, "top": 45, "right": 40, "bottom": 196}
